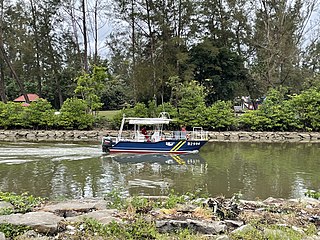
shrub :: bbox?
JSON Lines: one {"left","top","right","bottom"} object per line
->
{"left": 0, "top": 102, "right": 25, "bottom": 129}
{"left": 177, "top": 81, "right": 207, "bottom": 128}
{"left": 239, "top": 88, "right": 300, "bottom": 131}
{"left": 291, "top": 87, "right": 320, "bottom": 131}
{"left": 58, "top": 98, "right": 94, "bottom": 129}
{"left": 206, "top": 100, "right": 236, "bottom": 130}
{"left": 0, "top": 192, "right": 45, "bottom": 214}
{"left": 24, "top": 99, "right": 55, "bottom": 129}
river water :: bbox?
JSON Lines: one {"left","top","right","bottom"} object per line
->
{"left": 0, "top": 141, "right": 319, "bottom": 200}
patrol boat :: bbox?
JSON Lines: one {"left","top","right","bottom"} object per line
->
{"left": 102, "top": 112, "right": 208, "bottom": 154}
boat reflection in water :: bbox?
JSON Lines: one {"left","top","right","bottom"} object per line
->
{"left": 109, "top": 153, "right": 206, "bottom": 165}
{"left": 102, "top": 153, "right": 207, "bottom": 195}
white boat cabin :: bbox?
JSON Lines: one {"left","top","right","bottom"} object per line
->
{"left": 116, "top": 113, "right": 208, "bottom": 143}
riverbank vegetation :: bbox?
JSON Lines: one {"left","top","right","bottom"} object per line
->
{"left": 0, "top": 0, "right": 320, "bottom": 110}
{"left": 0, "top": 191, "right": 319, "bottom": 239}
{"left": 2, "top": 1, "right": 320, "bottom": 132}
{"left": 1, "top": 84, "right": 320, "bottom": 131}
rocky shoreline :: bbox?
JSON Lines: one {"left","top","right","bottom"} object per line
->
{"left": 1, "top": 130, "right": 320, "bottom": 143}
{"left": 0, "top": 196, "right": 319, "bottom": 239}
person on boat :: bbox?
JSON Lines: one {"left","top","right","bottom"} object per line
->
{"left": 141, "top": 127, "right": 150, "bottom": 142}
{"left": 181, "top": 125, "right": 189, "bottom": 139}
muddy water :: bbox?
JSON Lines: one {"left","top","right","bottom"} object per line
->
{"left": 0, "top": 141, "right": 319, "bottom": 200}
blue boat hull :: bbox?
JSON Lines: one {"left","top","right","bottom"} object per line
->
{"left": 109, "top": 140, "right": 207, "bottom": 154}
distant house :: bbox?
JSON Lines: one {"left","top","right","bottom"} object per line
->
{"left": 13, "top": 94, "right": 40, "bottom": 106}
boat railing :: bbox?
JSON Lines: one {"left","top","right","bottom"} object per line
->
{"left": 170, "top": 131, "right": 188, "bottom": 140}
{"left": 117, "top": 128, "right": 208, "bottom": 142}
{"left": 166, "top": 130, "right": 207, "bottom": 140}
{"left": 191, "top": 127, "right": 208, "bottom": 140}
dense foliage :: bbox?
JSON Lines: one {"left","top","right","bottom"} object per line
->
{"left": 239, "top": 87, "right": 320, "bottom": 131}
{"left": 1, "top": 84, "right": 320, "bottom": 132}
{"left": 0, "top": 98, "right": 95, "bottom": 130}
{"left": 110, "top": 86, "right": 320, "bottom": 132}
{"left": 1, "top": 0, "right": 320, "bottom": 131}
{"left": 1, "top": 0, "right": 320, "bottom": 111}
{"left": 0, "top": 192, "right": 45, "bottom": 214}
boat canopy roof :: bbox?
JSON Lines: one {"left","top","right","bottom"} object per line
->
{"left": 126, "top": 117, "right": 173, "bottom": 125}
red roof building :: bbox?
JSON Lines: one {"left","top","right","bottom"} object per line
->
{"left": 13, "top": 94, "right": 40, "bottom": 103}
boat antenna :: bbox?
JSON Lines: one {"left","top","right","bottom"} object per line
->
{"left": 161, "top": 94, "right": 165, "bottom": 112}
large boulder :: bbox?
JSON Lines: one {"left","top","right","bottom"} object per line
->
{"left": 0, "top": 232, "right": 5, "bottom": 240}
{"left": 66, "top": 209, "right": 120, "bottom": 225}
{"left": 0, "top": 201, "right": 14, "bottom": 210}
{"left": 0, "top": 212, "right": 63, "bottom": 234}
{"left": 156, "top": 219, "right": 226, "bottom": 234}
{"left": 40, "top": 199, "right": 108, "bottom": 217}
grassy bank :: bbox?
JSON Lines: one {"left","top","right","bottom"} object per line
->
{"left": 97, "top": 110, "right": 120, "bottom": 119}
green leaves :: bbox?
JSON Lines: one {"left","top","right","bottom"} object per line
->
{"left": 24, "top": 99, "right": 56, "bottom": 129}
{"left": 291, "top": 87, "right": 320, "bottom": 131}
{"left": 0, "top": 98, "right": 94, "bottom": 130}
{"left": 239, "top": 87, "right": 320, "bottom": 131}
{"left": 0, "top": 102, "right": 25, "bottom": 128}
{"left": 75, "top": 66, "right": 109, "bottom": 112}
{"left": 0, "top": 192, "right": 45, "bottom": 214}
{"left": 58, "top": 98, "right": 94, "bottom": 130}
{"left": 207, "top": 101, "right": 235, "bottom": 130}
{"left": 178, "top": 80, "right": 207, "bottom": 127}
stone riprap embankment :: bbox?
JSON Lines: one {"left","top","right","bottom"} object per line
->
{"left": 0, "top": 197, "right": 319, "bottom": 239}
{"left": 0, "top": 130, "right": 118, "bottom": 143}
{"left": 0, "top": 130, "right": 320, "bottom": 143}
{"left": 209, "top": 131, "right": 320, "bottom": 142}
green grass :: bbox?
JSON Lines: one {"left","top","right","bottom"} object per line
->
{"left": 97, "top": 110, "right": 120, "bottom": 119}
{"left": 0, "top": 192, "right": 45, "bottom": 214}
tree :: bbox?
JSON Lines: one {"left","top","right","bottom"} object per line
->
{"left": 177, "top": 80, "right": 207, "bottom": 127}
{"left": 111, "top": 0, "right": 196, "bottom": 103}
{"left": 250, "top": 0, "right": 318, "bottom": 93}
{"left": 0, "top": 0, "right": 6, "bottom": 103}
{"left": 189, "top": 38, "right": 249, "bottom": 104}
{"left": 81, "top": 0, "right": 89, "bottom": 72}
{"left": 74, "top": 65, "right": 109, "bottom": 112}
{"left": 0, "top": 0, "right": 29, "bottom": 103}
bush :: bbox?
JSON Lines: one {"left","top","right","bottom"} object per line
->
{"left": 239, "top": 88, "right": 301, "bottom": 131}
{"left": 0, "top": 102, "right": 25, "bottom": 129}
{"left": 24, "top": 99, "right": 56, "bottom": 129}
{"left": 291, "top": 87, "right": 320, "bottom": 131}
{"left": 206, "top": 100, "right": 236, "bottom": 130}
{"left": 177, "top": 80, "right": 207, "bottom": 128}
{"left": 57, "top": 98, "right": 94, "bottom": 129}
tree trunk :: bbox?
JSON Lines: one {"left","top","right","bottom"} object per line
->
{"left": 47, "top": 39, "right": 63, "bottom": 108}
{"left": 131, "top": 0, "right": 137, "bottom": 104}
{"left": 0, "top": 42, "right": 29, "bottom": 103}
{"left": 0, "top": 0, "right": 29, "bottom": 103}
{"left": 30, "top": 0, "right": 42, "bottom": 97}
{"left": 69, "top": 1, "right": 83, "bottom": 67}
{"left": 82, "top": 0, "right": 89, "bottom": 72}
{"left": 145, "top": 0, "right": 156, "bottom": 101}
{"left": 0, "top": 21, "right": 30, "bottom": 103}
{"left": 0, "top": 0, "right": 7, "bottom": 103}
{"left": 0, "top": 62, "right": 7, "bottom": 103}
{"left": 93, "top": 0, "right": 98, "bottom": 65}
